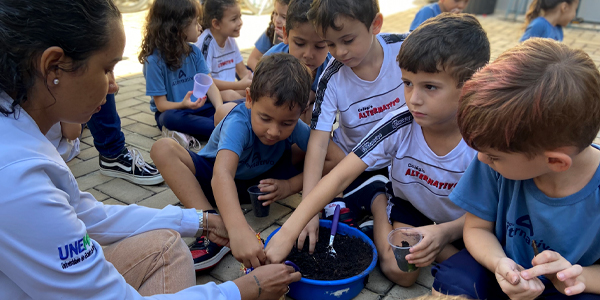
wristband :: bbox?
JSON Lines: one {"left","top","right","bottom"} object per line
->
{"left": 195, "top": 210, "right": 207, "bottom": 237}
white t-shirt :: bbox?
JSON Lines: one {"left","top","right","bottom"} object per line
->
{"left": 45, "top": 122, "right": 81, "bottom": 162}
{"left": 353, "top": 106, "right": 476, "bottom": 223}
{"left": 311, "top": 33, "right": 408, "bottom": 170}
{"left": 195, "top": 29, "right": 243, "bottom": 82}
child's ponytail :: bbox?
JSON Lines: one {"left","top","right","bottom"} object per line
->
{"left": 524, "top": 0, "right": 574, "bottom": 29}
{"left": 265, "top": 13, "right": 276, "bottom": 46}
{"left": 524, "top": 0, "right": 543, "bottom": 28}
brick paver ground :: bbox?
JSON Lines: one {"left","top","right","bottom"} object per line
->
{"left": 69, "top": 1, "right": 600, "bottom": 299}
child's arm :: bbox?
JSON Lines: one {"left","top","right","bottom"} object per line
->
{"left": 265, "top": 152, "right": 367, "bottom": 264}
{"left": 464, "top": 212, "right": 545, "bottom": 299}
{"left": 60, "top": 122, "right": 81, "bottom": 141}
{"left": 153, "top": 91, "right": 207, "bottom": 112}
{"left": 521, "top": 251, "right": 600, "bottom": 295}
{"left": 235, "top": 61, "right": 251, "bottom": 80}
{"left": 205, "top": 82, "right": 224, "bottom": 108}
{"left": 405, "top": 214, "right": 466, "bottom": 267}
{"left": 211, "top": 62, "right": 252, "bottom": 91}
{"left": 246, "top": 48, "right": 262, "bottom": 71}
{"left": 296, "top": 130, "right": 335, "bottom": 250}
{"left": 212, "top": 149, "right": 265, "bottom": 268}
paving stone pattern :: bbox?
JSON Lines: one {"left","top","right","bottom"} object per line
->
{"left": 72, "top": 2, "right": 600, "bottom": 299}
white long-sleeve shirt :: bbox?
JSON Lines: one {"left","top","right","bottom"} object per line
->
{"left": 0, "top": 92, "right": 240, "bottom": 300}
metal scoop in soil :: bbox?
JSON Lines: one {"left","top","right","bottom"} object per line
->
{"left": 327, "top": 204, "right": 341, "bottom": 257}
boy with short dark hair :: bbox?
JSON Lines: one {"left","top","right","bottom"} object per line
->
{"left": 151, "top": 53, "right": 314, "bottom": 271}
{"left": 297, "top": 0, "right": 409, "bottom": 254}
{"left": 264, "top": 0, "right": 332, "bottom": 124}
{"left": 432, "top": 38, "right": 600, "bottom": 299}
{"left": 410, "top": 0, "right": 469, "bottom": 31}
{"left": 265, "top": 14, "right": 491, "bottom": 287}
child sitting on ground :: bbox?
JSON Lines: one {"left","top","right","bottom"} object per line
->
{"left": 264, "top": 0, "right": 331, "bottom": 125}
{"left": 151, "top": 53, "right": 341, "bottom": 271}
{"left": 409, "top": 0, "right": 469, "bottom": 31}
{"left": 265, "top": 14, "right": 490, "bottom": 288}
{"left": 139, "top": 0, "right": 224, "bottom": 150}
{"left": 520, "top": 0, "right": 579, "bottom": 42}
{"left": 247, "top": 0, "right": 290, "bottom": 71}
{"left": 197, "top": 0, "right": 251, "bottom": 100}
{"left": 297, "top": 0, "right": 408, "bottom": 254}
{"left": 432, "top": 38, "right": 600, "bottom": 299}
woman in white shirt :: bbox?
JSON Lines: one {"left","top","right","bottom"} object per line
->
{"left": 0, "top": 0, "right": 299, "bottom": 299}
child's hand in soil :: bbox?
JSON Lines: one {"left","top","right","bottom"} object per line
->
{"left": 495, "top": 257, "right": 544, "bottom": 300}
{"left": 231, "top": 226, "right": 266, "bottom": 269}
{"left": 256, "top": 179, "right": 293, "bottom": 205}
{"left": 234, "top": 263, "right": 300, "bottom": 300}
{"left": 297, "top": 214, "right": 320, "bottom": 254}
{"left": 520, "top": 250, "right": 585, "bottom": 296}
{"left": 265, "top": 227, "right": 297, "bottom": 264}
{"left": 405, "top": 225, "right": 450, "bottom": 267}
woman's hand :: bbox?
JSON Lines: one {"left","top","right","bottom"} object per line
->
{"left": 205, "top": 213, "right": 229, "bottom": 247}
{"left": 234, "top": 263, "right": 301, "bottom": 300}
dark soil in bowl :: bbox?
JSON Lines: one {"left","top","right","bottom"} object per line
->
{"left": 286, "top": 226, "right": 373, "bottom": 280}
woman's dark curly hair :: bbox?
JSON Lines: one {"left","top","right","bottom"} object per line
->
{"left": 138, "top": 0, "right": 202, "bottom": 71}
{"left": 0, "top": 0, "right": 121, "bottom": 116}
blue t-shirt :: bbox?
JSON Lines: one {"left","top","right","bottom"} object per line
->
{"left": 198, "top": 103, "right": 310, "bottom": 180}
{"left": 520, "top": 17, "right": 564, "bottom": 42}
{"left": 143, "top": 44, "right": 211, "bottom": 112}
{"left": 450, "top": 155, "right": 600, "bottom": 269}
{"left": 264, "top": 43, "right": 332, "bottom": 92}
{"left": 255, "top": 31, "right": 274, "bottom": 54}
{"left": 410, "top": 3, "right": 442, "bottom": 31}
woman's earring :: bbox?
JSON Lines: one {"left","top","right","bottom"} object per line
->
{"left": 53, "top": 79, "right": 59, "bottom": 85}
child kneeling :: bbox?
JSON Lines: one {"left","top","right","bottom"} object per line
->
{"left": 433, "top": 38, "right": 600, "bottom": 299}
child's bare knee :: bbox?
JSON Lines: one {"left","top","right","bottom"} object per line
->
{"left": 150, "top": 138, "right": 180, "bottom": 163}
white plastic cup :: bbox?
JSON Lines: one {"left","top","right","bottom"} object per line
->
{"left": 193, "top": 73, "right": 213, "bottom": 99}
{"left": 387, "top": 227, "right": 423, "bottom": 272}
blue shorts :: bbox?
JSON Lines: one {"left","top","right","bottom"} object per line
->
{"left": 188, "top": 149, "right": 301, "bottom": 207}
{"left": 432, "top": 249, "right": 600, "bottom": 300}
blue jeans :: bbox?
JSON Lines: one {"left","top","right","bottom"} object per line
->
{"left": 154, "top": 103, "right": 216, "bottom": 140}
{"left": 86, "top": 94, "right": 125, "bottom": 159}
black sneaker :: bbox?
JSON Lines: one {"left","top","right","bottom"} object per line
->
{"left": 343, "top": 174, "right": 389, "bottom": 217}
{"left": 189, "top": 236, "right": 231, "bottom": 271}
{"left": 99, "top": 147, "right": 164, "bottom": 185}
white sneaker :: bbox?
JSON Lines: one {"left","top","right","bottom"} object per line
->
{"left": 162, "top": 127, "right": 202, "bottom": 152}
